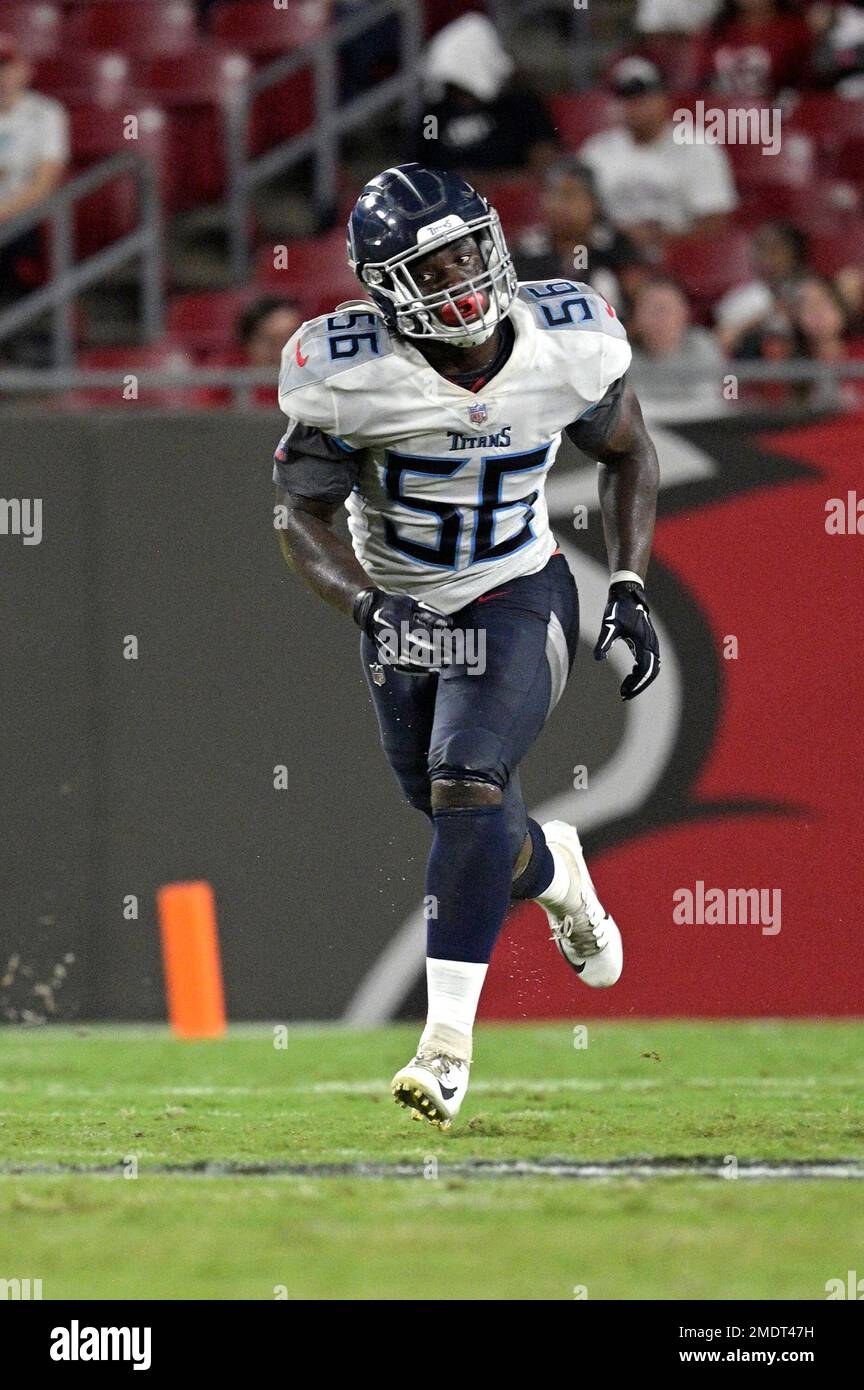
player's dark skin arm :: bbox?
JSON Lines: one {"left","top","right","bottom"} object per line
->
{"left": 511, "top": 391, "right": 659, "bottom": 875}
{"left": 590, "top": 384, "right": 659, "bottom": 579}
{"left": 275, "top": 489, "right": 372, "bottom": 616}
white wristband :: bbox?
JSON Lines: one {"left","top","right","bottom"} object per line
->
{"left": 609, "top": 569, "right": 645, "bottom": 589}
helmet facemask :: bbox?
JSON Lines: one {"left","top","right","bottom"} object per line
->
{"left": 353, "top": 210, "right": 518, "bottom": 348}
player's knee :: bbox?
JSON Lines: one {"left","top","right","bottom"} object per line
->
{"left": 430, "top": 778, "right": 502, "bottom": 812}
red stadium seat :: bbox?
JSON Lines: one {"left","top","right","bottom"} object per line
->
{"left": 168, "top": 288, "right": 264, "bottom": 357}
{"left": 198, "top": 347, "right": 280, "bottom": 409}
{"left": 1, "top": 2, "right": 62, "bottom": 57}
{"left": 64, "top": 1, "right": 198, "bottom": 54}
{"left": 665, "top": 228, "right": 754, "bottom": 316}
{"left": 254, "top": 230, "right": 355, "bottom": 296}
{"left": 207, "top": 0, "right": 330, "bottom": 58}
{"left": 639, "top": 35, "right": 701, "bottom": 91}
{"left": 478, "top": 177, "right": 538, "bottom": 239}
{"left": 786, "top": 92, "right": 864, "bottom": 157}
{"left": 737, "top": 180, "right": 862, "bottom": 234}
{"left": 129, "top": 47, "right": 251, "bottom": 210}
{"left": 547, "top": 92, "right": 620, "bottom": 151}
{"left": 207, "top": 2, "right": 330, "bottom": 153}
{"left": 67, "top": 103, "right": 170, "bottom": 258}
{"left": 68, "top": 343, "right": 221, "bottom": 410}
{"left": 831, "top": 136, "right": 864, "bottom": 190}
{"left": 726, "top": 132, "right": 814, "bottom": 191}
{"left": 33, "top": 51, "right": 131, "bottom": 105}
{"left": 809, "top": 220, "right": 864, "bottom": 278}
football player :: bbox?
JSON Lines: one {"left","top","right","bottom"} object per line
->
{"left": 273, "top": 164, "right": 660, "bottom": 1129}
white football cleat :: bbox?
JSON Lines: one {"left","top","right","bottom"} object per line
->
{"left": 540, "top": 820, "right": 623, "bottom": 988}
{"left": 391, "top": 1049, "right": 470, "bottom": 1130}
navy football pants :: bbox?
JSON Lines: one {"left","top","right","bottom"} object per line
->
{"left": 360, "top": 552, "right": 580, "bottom": 868}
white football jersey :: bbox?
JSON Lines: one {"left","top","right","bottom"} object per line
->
{"left": 277, "top": 282, "right": 631, "bottom": 614}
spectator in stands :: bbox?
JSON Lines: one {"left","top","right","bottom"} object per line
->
{"left": 715, "top": 220, "right": 810, "bottom": 352}
{"left": 628, "top": 276, "right": 729, "bottom": 417}
{"left": 810, "top": 0, "right": 864, "bottom": 96}
{"left": 695, "top": 0, "right": 813, "bottom": 97}
{"left": 234, "top": 297, "right": 301, "bottom": 408}
{"left": 0, "top": 35, "right": 69, "bottom": 304}
{"left": 513, "top": 159, "right": 646, "bottom": 313}
{"left": 636, "top": 0, "right": 722, "bottom": 33}
{"left": 579, "top": 58, "right": 738, "bottom": 258}
{"left": 415, "top": 13, "right": 558, "bottom": 174}
{"left": 732, "top": 271, "right": 862, "bottom": 406}
{"left": 787, "top": 272, "right": 864, "bottom": 405}
{"left": 238, "top": 297, "right": 302, "bottom": 371}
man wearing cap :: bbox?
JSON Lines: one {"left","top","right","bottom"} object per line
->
{"left": 0, "top": 35, "right": 69, "bottom": 302}
{"left": 580, "top": 57, "right": 737, "bottom": 256}
{"left": 414, "top": 12, "right": 558, "bottom": 174}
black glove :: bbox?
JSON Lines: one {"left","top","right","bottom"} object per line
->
{"left": 594, "top": 580, "right": 660, "bottom": 700}
{"left": 353, "top": 587, "right": 453, "bottom": 675}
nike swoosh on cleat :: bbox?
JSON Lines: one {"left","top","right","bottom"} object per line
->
{"left": 438, "top": 1082, "right": 457, "bottom": 1101}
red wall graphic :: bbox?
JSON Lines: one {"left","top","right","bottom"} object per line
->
{"left": 481, "top": 410, "right": 864, "bottom": 1018}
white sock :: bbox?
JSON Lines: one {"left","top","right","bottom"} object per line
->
{"left": 535, "top": 846, "right": 572, "bottom": 913}
{"left": 420, "top": 958, "right": 488, "bottom": 1062}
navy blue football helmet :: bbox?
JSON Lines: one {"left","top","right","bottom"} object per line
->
{"left": 346, "top": 164, "right": 517, "bottom": 346}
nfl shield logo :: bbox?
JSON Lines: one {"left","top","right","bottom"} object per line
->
{"left": 468, "top": 401, "right": 488, "bottom": 426}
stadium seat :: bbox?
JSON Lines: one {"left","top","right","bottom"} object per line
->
{"left": 786, "top": 92, "right": 864, "bottom": 156}
{"left": 809, "top": 219, "right": 864, "bottom": 278}
{"left": 129, "top": 47, "right": 251, "bottom": 210}
{"left": 254, "top": 229, "right": 356, "bottom": 295}
{"left": 69, "top": 344, "right": 222, "bottom": 410}
{"left": 478, "top": 177, "right": 539, "bottom": 239}
{"left": 63, "top": 1, "right": 198, "bottom": 54}
{"left": 726, "top": 133, "right": 814, "bottom": 191}
{"left": 749, "top": 187, "right": 862, "bottom": 235}
{"left": 665, "top": 228, "right": 754, "bottom": 317}
{"left": 196, "top": 346, "right": 280, "bottom": 409}
{"left": 33, "top": 51, "right": 131, "bottom": 106}
{"left": 1, "top": 2, "right": 62, "bottom": 57}
{"left": 639, "top": 35, "right": 701, "bottom": 91}
{"left": 830, "top": 136, "right": 864, "bottom": 191}
{"left": 168, "top": 288, "right": 265, "bottom": 357}
{"left": 207, "top": 0, "right": 330, "bottom": 58}
{"left": 547, "top": 92, "right": 620, "bottom": 151}
{"left": 68, "top": 344, "right": 223, "bottom": 408}
{"left": 67, "top": 103, "right": 171, "bottom": 258}
{"left": 206, "top": 2, "right": 330, "bottom": 153}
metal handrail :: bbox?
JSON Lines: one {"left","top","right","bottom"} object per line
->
{"left": 226, "top": 0, "right": 423, "bottom": 279}
{"left": 0, "top": 150, "right": 164, "bottom": 369}
{"left": 0, "top": 359, "right": 863, "bottom": 415}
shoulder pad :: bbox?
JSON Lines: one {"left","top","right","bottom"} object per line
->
{"left": 518, "top": 280, "right": 628, "bottom": 341}
{"left": 280, "top": 307, "right": 393, "bottom": 398}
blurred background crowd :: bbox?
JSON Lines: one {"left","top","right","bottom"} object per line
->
{"left": 1, "top": 0, "right": 863, "bottom": 419}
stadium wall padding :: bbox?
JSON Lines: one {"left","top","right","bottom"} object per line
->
{"left": 0, "top": 408, "right": 860, "bottom": 1023}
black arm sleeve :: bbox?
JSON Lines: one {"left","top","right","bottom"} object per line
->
{"left": 272, "top": 421, "right": 362, "bottom": 506}
{"left": 565, "top": 374, "right": 627, "bottom": 457}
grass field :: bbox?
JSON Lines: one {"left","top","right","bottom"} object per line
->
{"left": 0, "top": 1021, "right": 862, "bottom": 1300}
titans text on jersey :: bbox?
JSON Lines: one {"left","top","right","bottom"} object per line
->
{"left": 273, "top": 280, "right": 631, "bottom": 615}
